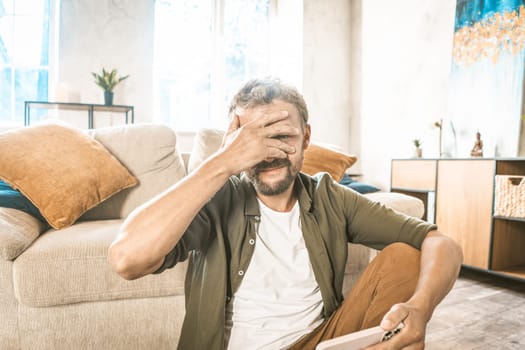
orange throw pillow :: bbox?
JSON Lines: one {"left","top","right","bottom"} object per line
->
{"left": 0, "top": 124, "right": 138, "bottom": 229}
{"left": 301, "top": 143, "right": 357, "bottom": 182}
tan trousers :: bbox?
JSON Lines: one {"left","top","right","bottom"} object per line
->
{"left": 288, "top": 242, "right": 421, "bottom": 350}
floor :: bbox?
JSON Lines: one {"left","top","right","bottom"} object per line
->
{"left": 425, "top": 268, "right": 525, "bottom": 349}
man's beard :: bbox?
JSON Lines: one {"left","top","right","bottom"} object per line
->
{"left": 245, "top": 158, "right": 299, "bottom": 196}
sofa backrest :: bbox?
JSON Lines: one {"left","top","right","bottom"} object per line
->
{"left": 81, "top": 124, "right": 186, "bottom": 221}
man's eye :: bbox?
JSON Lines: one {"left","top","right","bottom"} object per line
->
{"left": 273, "top": 135, "right": 289, "bottom": 141}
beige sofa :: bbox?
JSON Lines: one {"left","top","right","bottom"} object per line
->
{"left": 0, "top": 124, "right": 424, "bottom": 350}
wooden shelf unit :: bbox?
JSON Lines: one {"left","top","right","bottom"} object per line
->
{"left": 391, "top": 158, "right": 525, "bottom": 281}
{"left": 390, "top": 160, "right": 437, "bottom": 221}
{"left": 491, "top": 159, "right": 525, "bottom": 280}
{"left": 491, "top": 219, "right": 525, "bottom": 279}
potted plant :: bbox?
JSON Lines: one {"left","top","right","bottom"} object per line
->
{"left": 413, "top": 139, "right": 423, "bottom": 158}
{"left": 91, "top": 68, "right": 129, "bottom": 106}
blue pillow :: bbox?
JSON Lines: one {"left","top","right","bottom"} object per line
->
{"left": 0, "top": 180, "right": 46, "bottom": 222}
{"left": 339, "top": 174, "right": 381, "bottom": 194}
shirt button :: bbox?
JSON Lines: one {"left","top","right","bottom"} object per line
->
{"left": 249, "top": 239, "right": 255, "bottom": 245}
{"left": 238, "top": 270, "right": 244, "bottom": 276}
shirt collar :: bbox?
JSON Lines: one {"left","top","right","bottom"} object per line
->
{"left": 240, "top": 172, "right": 314, "bottom": 217}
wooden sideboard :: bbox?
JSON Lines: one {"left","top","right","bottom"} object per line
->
{"left": 391, "top": 158, "right": 525, "bottom": 281}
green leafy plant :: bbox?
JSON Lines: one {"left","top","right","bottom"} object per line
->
{"left": 413, "top": 139, "right": 422, "bottom": 148}
{"left": 91, "top": 68, "right": 129, "bottom": 92}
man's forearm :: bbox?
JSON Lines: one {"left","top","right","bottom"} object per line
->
{"left": 407, "top": 230, "right": 463, "bottom": 320}
{"left": 108, "top": 154, "right": 232, "bottom": 280}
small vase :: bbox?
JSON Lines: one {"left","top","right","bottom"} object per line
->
{"left": 104, "top": 91, "right": 114, "bottom": 106}
{"left": 414, "top": 147, "right": 423, "bottom": 158}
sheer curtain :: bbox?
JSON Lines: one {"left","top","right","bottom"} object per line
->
{"left": 153, "top": 0, "right": 303, "bottom": 132}
{"left": 0, "top": 0, "right": 51, "bottom": 125}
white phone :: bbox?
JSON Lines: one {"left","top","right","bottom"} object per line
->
{"left": 315, "top": 323, "right": 404, "bottom": 350}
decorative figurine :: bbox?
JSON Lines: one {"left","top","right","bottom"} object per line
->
{"left": 470, "top": 131, "right": 483, "bottom": 157}
{"left": 434, "top": 119, "right": 443, "bottom": 157}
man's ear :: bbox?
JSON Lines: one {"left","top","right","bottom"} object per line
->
{"left": 303, "top": 124, "right": 311, "bottom": 149}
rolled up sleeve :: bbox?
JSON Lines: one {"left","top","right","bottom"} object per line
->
{"left": 344, "top": 186, "right": 437, "bottom": 250}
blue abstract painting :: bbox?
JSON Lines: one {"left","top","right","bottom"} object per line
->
{"left": 445, "top": 0, "right": 525, "bottom": 157}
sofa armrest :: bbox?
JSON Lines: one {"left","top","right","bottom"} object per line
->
{"left": 0, "top": 208, "right": 48, "bottom": 260}
{"left": 358, "top": 191, "right": 425, "bottom": 261}
{"left": 364, "top": 192, "right": 425, "bottom": 219}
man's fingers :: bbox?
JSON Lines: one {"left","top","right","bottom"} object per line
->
{"left": 365, "top": 331, "right": 414, "bottom": 350}
{"left": 264, "top": 147, "right": 288, "bottom": 160}
{"left": 369, "top": 303, "right": 426, "bottom": 350}
{"left": 380, "top": 304, "right": 408, "bottom": 330}
{"left": 221, "top": 115, "right": 241, "bottom": 147}
{"left": 263, "top": 138, "right": 296, "bottom": 155}
{"left": 239, "top": 109, "right": 300, "bottom": 139}
{"left": 227, "top": 114, "right": 241, "bottom": 134}
{"left": 233, "top": 114, "right": 241, "bottom": 130}
{"left": 259, "top": 123, "right": 301, "bottom": 139}
{"left": 245, "top": 110, "right": 289, "bottom": 129}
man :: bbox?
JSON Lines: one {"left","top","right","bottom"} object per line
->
{"left": 109, "top": 78, "right": 463, "bottom": 350}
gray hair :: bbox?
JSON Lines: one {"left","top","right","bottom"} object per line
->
{"left": 228, "top": 78, "right": 309, "bottom": 125}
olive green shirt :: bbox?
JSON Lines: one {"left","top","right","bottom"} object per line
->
{"left": 155, "top": 173, "right": 436, "bottom": 350}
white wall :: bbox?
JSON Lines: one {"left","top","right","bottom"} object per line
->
{"left": 301, "top": 0, "right": 457, "bottom": 188}
{"left": 303, "top": 0, "right": 354, "bottom": 155}
{"left": 520, "top": 119, "right": 525, "bottom": 156}
{"left": 56, "top": 0, "right": 154, "bottom": 127}
{"left": 348, "top": 0, "right": 362, "bottom": 172}
{"left": 360, "top": 0, "right": 456, "bottom": 188}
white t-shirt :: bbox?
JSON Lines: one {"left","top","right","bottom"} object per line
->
{"left": 224, "top": 200, "right": 324, "bottom": 350}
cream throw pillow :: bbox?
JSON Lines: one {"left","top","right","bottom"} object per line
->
{"left": 187, "top": 128, "right": 225, "bottom": 173}
{"left": 0, "top": 124, "right": 138, "bottom": 229}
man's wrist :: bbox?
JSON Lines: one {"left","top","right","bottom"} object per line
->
{"left": 407, "top": 293, "right": 434, "bottom": 322}
{"left": 202, "top": 151, "right": 238, "bottom": 180}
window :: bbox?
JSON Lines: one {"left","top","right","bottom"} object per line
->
{"left": 0, "top": 0, "right": 51, "bottom": 125}
{"left": 154, "top": 0, "right": 272, "bottom": 131}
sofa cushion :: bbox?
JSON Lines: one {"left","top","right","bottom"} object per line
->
{"left": 187, "top": 128, "right": 224, "bottom": 173}
{"left": 0, "top": 124, "right": 138, "bottom": 229}
{"left": 343, "top": 243, "right": 374, "bottom": 296}
{"left": 12, "top": 220, "right": 187, "bottom": 307}
{"left": 301, "top": 143, "right": 357, "bottom": 181}
{"left": 0, "top": 260, "right": 18, "bottom": 349}
{"left": 365, "top": 192, "right": 425, "bottom": 219}
{"left": 0, "top": 208, "right": 48, "bottom": 260}
{"left": 81, "top": 124, "right": 187, "bottom": 221}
